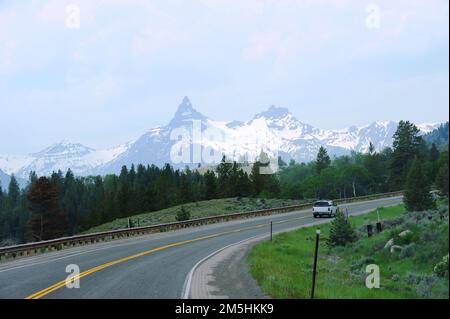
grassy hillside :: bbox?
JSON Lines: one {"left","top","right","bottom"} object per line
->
{"left": 83, "top": 197, "right": 307, "bottom": 234}
{"left": 248, "top": 201, "right": 449, "bottom": 299}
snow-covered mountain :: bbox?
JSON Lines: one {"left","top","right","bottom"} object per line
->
{"left": 0, "top": 97, "right": 442, "bottom": 180}
{"left": 0, "top": 141, "right": 132, "bottom": 180}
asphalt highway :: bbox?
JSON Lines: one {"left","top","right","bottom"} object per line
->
{"left": 0, "top": 196, "right": 402, "bottom": 299}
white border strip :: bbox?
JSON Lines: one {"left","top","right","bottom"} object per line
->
{"left": 180, "top": 202, "right": 400, "bottom": 299}
{"left": 181, "top": 234, "right": 265, "bottom": 299}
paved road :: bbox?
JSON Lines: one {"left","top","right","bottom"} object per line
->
{"left": 0, "top": 196, "right": 402, "bottom": 299}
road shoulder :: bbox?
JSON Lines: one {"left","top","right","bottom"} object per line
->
{"left": 190, "top": 235, "right": 269, "bottom": 299}
{"left": 187, "top": 205, "right": 390, "bottom": 299}
{"left": 188, "top": 220, "right": 332, "bottom": 299}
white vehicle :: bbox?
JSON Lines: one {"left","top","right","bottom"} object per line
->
{"left": 312, "top": 200, "right": 339, "bottom": 218}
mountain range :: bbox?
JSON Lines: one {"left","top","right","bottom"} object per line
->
{"left": 0, "top": 97, "right": 441, "bottom": 182}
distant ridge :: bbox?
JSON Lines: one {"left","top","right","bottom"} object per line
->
{"left": 0, "top": 97, "right": 442, "bottom": 179}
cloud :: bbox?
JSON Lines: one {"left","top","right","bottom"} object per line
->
{"left": 0, "top": 0, "right": 448, "bottom": 153}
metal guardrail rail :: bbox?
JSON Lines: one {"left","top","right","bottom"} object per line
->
{"left": 0, "top": 191, "right": 403, "bottom": 260}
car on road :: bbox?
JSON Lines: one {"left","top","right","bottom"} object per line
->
{"left": 312, "top": 200, "right": 339, "bottom": 218}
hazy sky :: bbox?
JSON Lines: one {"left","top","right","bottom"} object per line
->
{"left": 0, "top": 0, "right": 448, "bottom": 154}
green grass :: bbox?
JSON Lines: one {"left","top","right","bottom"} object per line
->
{"left": 247, "top": 204, "right": 449, "bottom": 299}
{"left": 83, "top": 197, "right": 307, "bottom": 234}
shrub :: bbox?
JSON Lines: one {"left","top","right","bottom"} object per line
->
{"left": 399, "top": 243, "right": 416, "bottom": 259}
{"left": 349, "top": 256, "right": 375, "bottom": 272}
{"left": 420, "top": 229, "right": 439, "bottom": 242}
{"left": 403, "top": 272, "right": 441, "bottom": 298}
{"left": 175, "top": 206, "right": 191, "bottom": 221}
{"left": 327, "top": 211, "right": 357, "bottom": 247}
{"left": 416, "top": 275, "right": 439, "bottom": 298}
{"left": 438, "top": 206, "right": 448, "bottom": 214}
{"left": 404, "top": 272, "right": 425, "bottom": 285}
{"left": 382, "top": 217, "right": 405, "bottom": 232}
{"left": 434, "top": 254, "right": 449, "bottom": 278}
{"left": 396, "top": 233, "right": 414, "bottom": 246}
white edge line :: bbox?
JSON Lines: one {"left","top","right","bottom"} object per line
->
{"left": 180, "top": 198, "right": 403, "bottom": 299}
{"left": 181, "top": 218, "right": 331, "bottom": 300}
{"left": 181, "top": 235, "right": 264, "bottom": 299}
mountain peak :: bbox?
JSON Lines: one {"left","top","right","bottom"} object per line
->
{"left": 34, "top": 141, "right": 95, "bottom": 157}
{"left": 180, "top": 96, "right": 193, "bottom": 110}
{"left": 169, "top": 96, "right": 207, "bottom": 126}
{"left": 254, "top": 105, "right": 291, "bottom": 120}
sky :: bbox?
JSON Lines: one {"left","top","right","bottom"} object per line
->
{"left": 0, "top": 0, "right": 448, "bottom": 154}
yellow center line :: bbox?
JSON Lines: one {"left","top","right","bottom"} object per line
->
{"left": 25, "top": 214, "right": 310, "bottom": 299}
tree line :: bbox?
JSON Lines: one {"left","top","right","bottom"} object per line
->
{"left": 0, "top": 156, "right": 279, "bottom": 244}
{"left": 279, "top": 121, "right": 448, "bottom": 202}
{"left": 0, "top": 120, "right": 448, "bottom": 245}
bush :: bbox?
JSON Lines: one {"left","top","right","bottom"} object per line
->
{"left": 399, "top": 243, "right": 416, "bottom": 259}
{"left": 327, "top": 211, "right": 357, "bottom": 247}
{"left": 391, "top": 274, "right": 400, "bottom": 282}
{"left": 396, "top": 228, "right": 419, "bottom": 246}
{"left": 382, "top": 217, "right": 405, "bottom": 230}
{"left": 416, "top": 275, "right": 440, "bottom": 298}
{"left": 434, "top": 254, "right": 449, "bottom": 278}
{"left": 404, "top": 272, "right": 425, "bottom": 285}
{"left": 175, "top": 206, "right": 191, "bottom": 221}
{"left": 420, "top": 229, "right": 439, "bottom": 242}
{"left": 403, "top": 272, "right": 441, "bottom": 298}
{"left": 349, "top": 256, "right": 375, "bottom": 271}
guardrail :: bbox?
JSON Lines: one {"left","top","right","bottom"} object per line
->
{"left": 0, "top": 191, "right": 403, "bottom": 261}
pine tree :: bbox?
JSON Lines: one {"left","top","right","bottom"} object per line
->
{"left": 315, "top": 146, "right": 331, "bottom": 175}
{"left": 176, "top": 206, "right": 190, "bottom": 221}
{"left": 4, "top": 174, "right": 23, "bottom": 241}
{"left": 8, "top": 174, "right": 20, "bottom": 209}
{"left": 0, "top": 184, "right": 3, "bottom": 211}
{"left": 430, "top": 143, "right": 440, "bottom": 162}
{"left": 116, "top": 166, "right": 131, "bottom": 217}
{"left": 428, "top": 143, "right": 441, "bottom": 182}
{"left": 0, "top": 185, "right": 4, "bottom": 237}
{"left": 50, "top": 170, "right": 64, "bottom": 192}
{"left": 389, "top": 121, "right": 423, "bottom": 189}
{"left": 435, "top": 163, "right": 449, "bottom": 197}
{"left": 236, "top": 171, "right": 252, "bottom": 197}
{"left": 404, "top": 157, "right": 435, "bottom": 211}
{"left": 204, "top": 170, "right": 217, "bottom": 200}
{"left": 179, "top": 173, "right": 192, "bottom": 203}
{"left": 216, "top": 155, "right": 232, "bottom": 197}
{"left": 327, "top": 210, "right": 357, "bottom": 247}
{"left": 28, "top": 171, "right": 38, "bottom": 187}
{"left": 128, "top": 164, "right": 136, "bottom": 189}
{"left": 26, "top": 177, "right": 68, "bottom": 241}
{"left": 61, "top": 169, "right": 78, "bottom": 234}
{"left": 250, "top": 160, "right": 280, "bottom": 197}
{"left": 250, "top": 161, "right": 264, "bottom": 195}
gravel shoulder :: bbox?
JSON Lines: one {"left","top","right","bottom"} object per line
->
{"left": 188, "top": 207, "right": 385, "bottom": 299}
{"left": 190, "top": 235, "right": 270, "bottom": 299}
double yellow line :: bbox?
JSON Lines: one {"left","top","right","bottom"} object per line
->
{"left": 26, "top": 215, "right": 309, "bottom": 299}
